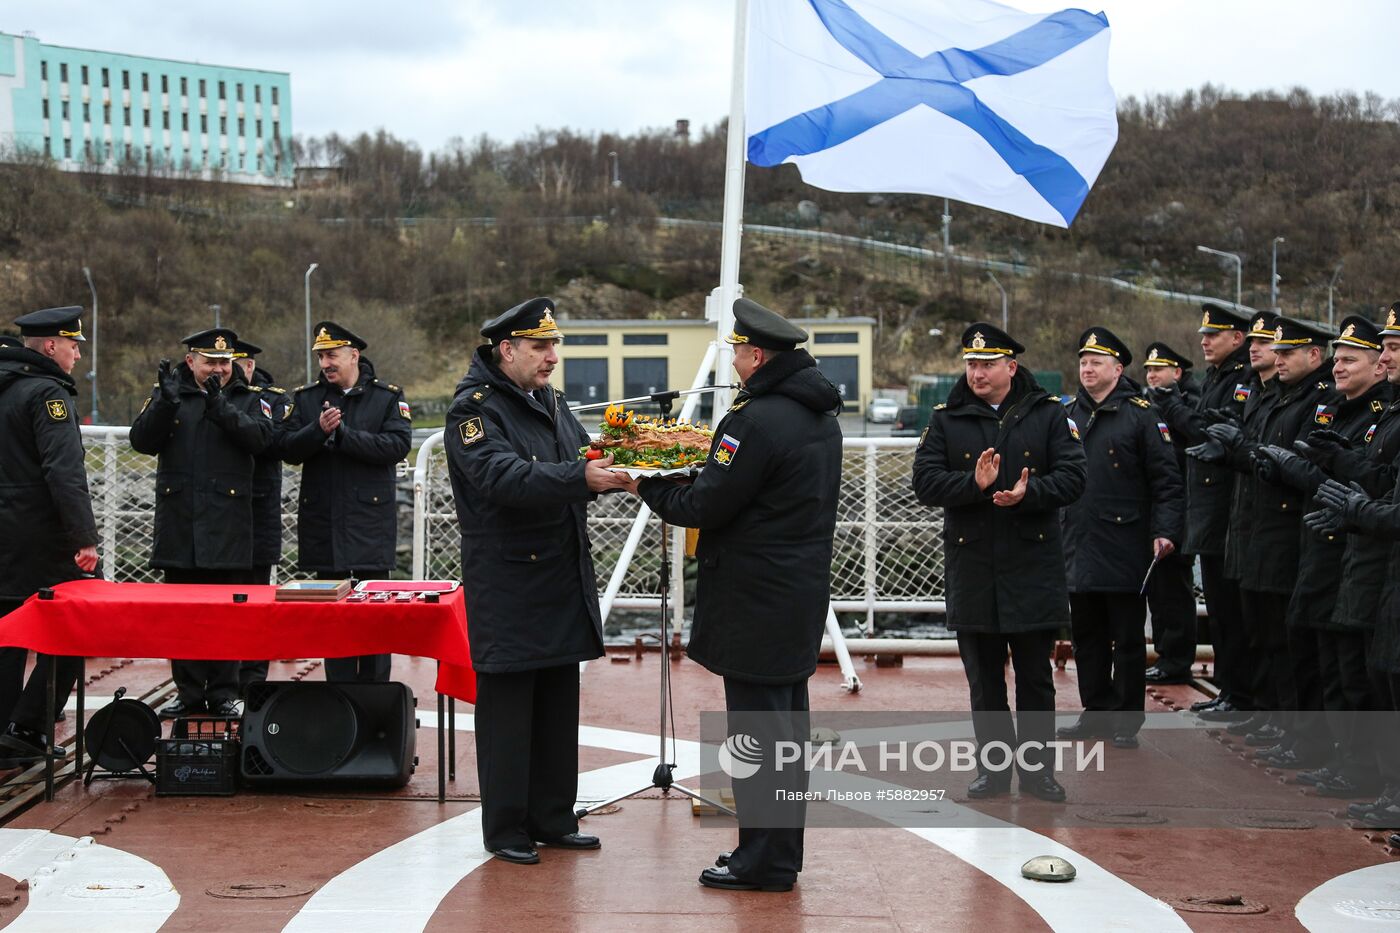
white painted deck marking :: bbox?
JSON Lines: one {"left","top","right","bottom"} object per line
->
{"left": 1297, "top": 860, "right": 1400, "bottom": 930}
{"left": 0, "top": 828, "right": 178, "bottom": 932}
{"left": 288, "top": 713, "right": 1183, "bottom": 932}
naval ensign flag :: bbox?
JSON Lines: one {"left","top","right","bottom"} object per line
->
{"left": 745, "top": 0, "right": 1118, "bottom": 227}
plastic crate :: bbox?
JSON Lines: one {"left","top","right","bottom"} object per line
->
{"left": 155, "top": 717, "right": 241, "bottom": 796}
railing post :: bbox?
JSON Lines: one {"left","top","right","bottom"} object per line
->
{"left": 412, "top": 431, "right": 445, "bottom": 580}
{"left": 102, "top": 431, "right": 118, "bottom": 579}
{"left": 863, "top": 442, "right": 878, "bottom": 637}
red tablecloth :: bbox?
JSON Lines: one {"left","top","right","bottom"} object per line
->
{"left": 0, "top": 580, "right": 476, "bottom": 703}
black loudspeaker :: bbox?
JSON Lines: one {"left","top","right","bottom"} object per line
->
{"left": 240, "top": 681, "right": 416, "bottom": 788}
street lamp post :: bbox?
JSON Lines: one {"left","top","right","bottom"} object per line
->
{"left": 81, "top": 266, "right": 98, "bottom": 423}
{"left": 1270, "top": 236, "right": 1285, "bottom": 312}
{"left": 987, "top": 271, "right": 1008, "bottom": 330}
{"left": 608, "top": 151, "right": 620, "bottom": 188}
{"left": 210, "top": 304, "right": 221, "bottom": 328}
{"left": 1195, "top": 244, "right": 1242, "bottom": 309}
{"left": 1328, "top": 262, "right": 1344, "bottom": 329}
{"left": 304, "top": 262, "right": 319, "bottom": 383}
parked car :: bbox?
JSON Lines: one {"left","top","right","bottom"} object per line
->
{"left": 866, "top": 398, "right": 900, "bottom": 423}
{"left": 891, "top": 406, "right": 925, "bottom": 437}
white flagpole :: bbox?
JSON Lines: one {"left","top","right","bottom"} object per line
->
{"left": 710, "top": 0, "right": 750, "bottom": 414}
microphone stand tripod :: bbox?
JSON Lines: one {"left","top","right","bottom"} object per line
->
{"left": 576, "top": 389, "right": 734, "bottom": 818}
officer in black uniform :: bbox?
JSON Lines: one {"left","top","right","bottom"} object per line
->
{"left": 630, "top": 298, "right": 843, "bottom": 891}
{"left": 1060, "top": 329, "right": 1183, "bottom": 748}
{"left": 1307, "top": 304, "right": 1400, "bottom": 822}
{"left": 1140, "top": 341, "right": 1200, "bottom": 684}
{"left": 445, "top": 298, "right": 628, "bottom": 866}
{"left": 1149, "top": 304, "right": 1253, "bottom": 709}
{"left": 1202, "top": 318, "right": 1335, "bottom": 760}
{"left": 232, "top": 339, "right": 290, "bottom": 691}
{"left": 280, "top": 322, "right": 411, "bottom": 683}
{"left": 913, "top": 324, "right": 1086, "bottom": 802}
{"left": 129, "top": 328, "right": 273, "bottom": 717}
{"left": 0, "top": 307, "right": 99, "bottom": 763}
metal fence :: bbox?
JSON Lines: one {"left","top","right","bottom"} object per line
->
{"left": 83, "top": 427, "right": 946, "bottom": 615}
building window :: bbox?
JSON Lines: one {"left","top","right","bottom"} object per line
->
{"left": 813, "top": 332, "right": 859, "bottom": 344}
{"left": 40, "top": 61, "right": 47, "bottom": 81}
{"left": 200, "top": 114, "right": 208, "bottom": 133}
{"left": 123, "top": 107, "right": 130, "bottom": 126}
{"left": 218, "top": 80, "right": 225, "bottom": 100}
{"left": 271, "top": 87, "right": 279, "bottom": 105}
{"left": 63, "top": 138, "right": 71, "bottom": 159}
{"left": 143, "top": 110, "right": 150, "bottom": 128}
{"left": 623, "top": 358, "right": 669, "bottom": 400}
{"left": 255, "top": 119, "right": 262, "bottom": 136}
{"left": 43, "top": 135, "right": 50, "bottom": 153}
{"left": 41, "top": 99, "right": 48, "bottom": 119}
{"left": 254, "top": 85, "right": 261, "bottom": 104}
{"left": 180, "top": 76, "right": 187, "bottom": 96}
{"left": 199, "top": 78, "right": 206, "bottom": 97}
{"left": 59, "top": 63, "right": 68, "bottom": 82}
{"left": 162, "top": 111, "right": 169, "bottom": 130}
{"left": 83, "top": 102, "right": 90, "bottom": 122}
{"left": 122, "top": 70, "right": 129, "bottom": 90}
{"left": 103, "top": 103, "right": 111, "bottom": 123}
{"left": 272, "top": 121, "right": 280, "bottom": 140}
{"left": 237, "top": 117, "right": 245, "bottom": 136}
{"left": 566, "top": 334, "right": 608, "bottom": 346}
{"left": 61, "top": 100, "right": 69, "bottom": 120}
{"left": 81, "top": 65, "right": 88, "bottom": 85}
{"left": 161, "top": 75, "right": 168, "bottom": 94}
{"left": 236, "top": 83, "right": 243, "bottom": 102}
{"left": 141, "top": 73, "right": 148, "bottom": 92}
{"left": 104, "top": 142, "right": 111, "bottom": 160}
{"left": 181, "top": 113, "right": 188, "bottom": 131}
{"left": 622, "top": 334, "right": 668, "bottom": 346}
{"left": 101, "top": 68, "right": 109, "bottom": 87}
{"left": 219, "top": 115, "right": 227, "bottom": 134}
{"left": 84, "top": 140, "right": 91, "bottom": 159}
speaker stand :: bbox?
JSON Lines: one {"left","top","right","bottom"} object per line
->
{"left": 576, "top": 390, "right": 733, "bottom": 819}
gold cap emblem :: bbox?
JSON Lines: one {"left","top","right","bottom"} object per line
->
{"left": 1254, "top": 318, "right": 1265, "bottom": 331}
{"left": 970, "top": 332, "right": 987, "bottom": 350}
{"left": 1342, "top": 323, "right": 1356, "bottom": 339}
{"left": 214, "top": 335, "right": 228, "bottom": 351}
{"left": 318, "top": 327, "right": 330, "bottom": 341}
{"left": 1201, "top": 311, "right": 1211, "bottom": 327}
{"left": 1148, "top": 347, "right": 1159, "bottom": 361}
{"left": 1085, "top": 332, "right": 1098, "bottom": 347}
{"left": 1388, "top": 308, "right": 1398, "bottom": 329}
{"left": 1275, "top": 325, "right": 1285, "bottom": 341}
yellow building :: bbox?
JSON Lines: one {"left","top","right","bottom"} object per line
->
{"left": 556, "top": 316, "right": 875, "bottom": 420}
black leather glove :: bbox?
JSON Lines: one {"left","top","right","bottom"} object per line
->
{"left": 1250, "top": 447, "right": 1279, "bottom": 483}
{"left": 1292, "top": 439, "right": 1331, "bottom": 467}
{"left": 1306, "top": 429, "right": 1353, "bottom": 451}
{"left": 1303, "top": 507, "right": 1345, "bottom": 537}
{"left": 156, "top": 359, "right": 180, "bottom": 400}
{"left": 1315, "top": 478, "right": 1369, "bottom": 513}
{"left": 1206, "top": 421, "right": 1244, "bottom": 450}
{"left": 1203, "top": 407, "right": 1241, "bottom": 426}
{"left": 1145, "top": 384, "right": 1177, "bottom": 401}
{"left": 1186, "top": 439, "right": 1226, "bottom": 463}
{"left": 1256, "top": 444, "right": 1311, "bottom": 489}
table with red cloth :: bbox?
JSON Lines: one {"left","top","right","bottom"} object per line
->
{"left": 0, "top": 580, "right": 476, "bottom": 802}
{"left": 0, "top": 580, "right": 475, "bottom": 702}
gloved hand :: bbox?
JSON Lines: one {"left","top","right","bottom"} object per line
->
{"left": 1315, "top": 478, "right": 1370, "bottom": 514}
{"left": 156, "top": 359, "right": 180, "bottom": 400}
{"left": 1254, "top": 444, "right": 1310, "bottom": 489}
{"left": 1305, "top": 429, "right": 1353, "bottom": 451}
{"left": 1203, "top": 407, "right": 1242, "bottom": 426}
{"left": 1292, "top": 438, "right": 1331, "bottom": 467}
{"left": 1250, "top": 447, "right": 1280, "bottom": 483}
{"left": 1206, "top": 421, "right": 1244, "bottom": 450}
{"left": 1186, "top": 439, "right": 1226, "bottom": 463}
{"left": 1303, "top": 507, "right": 1345, "bottom": 537}
{"left": 1145, "top": 384, "right": 1177, "bottom": 401}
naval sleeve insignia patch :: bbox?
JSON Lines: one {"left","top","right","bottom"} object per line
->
{"left": 45, "top": 399, "right": 68, "bottom": 421}
{"left": 460, "top": 416, "right": 485, "bottom": 447}
{"left": 282, "top": 402, "right": 295, "bottom": 421}
{"left": 1067, "top": 418, "right": 1081, "bottom": 441}
{"left": 714, "top": 433, "right": 740, "bottom": 468}
{"left": 398, "top": 400, "right": 412, "bottom": 421}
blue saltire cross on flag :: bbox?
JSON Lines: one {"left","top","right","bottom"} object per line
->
{"left": 746, "top": 0, "right": 1118, "bottom": 227}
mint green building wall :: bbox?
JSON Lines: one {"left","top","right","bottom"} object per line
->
{"left": 0, "top": 32, "right": 292, "bottom": 184}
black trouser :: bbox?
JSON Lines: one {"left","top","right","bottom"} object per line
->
{"left": 1319, "top": 629, "right": 1376, "bottom": 780}
{"left": 1201, "top": 556, "right": 1248, "bottom": 706}
{"left": 0, "top": 599, "right": 79, "bottom": 735}
{"left": 474, "top": 664, "right": 581, "bottom": 852}
{"left": 164, "top": 568, "right": 250, "bottom": 708}
{"left": 1371, "top": 667, "right": 1400, "bottom": 789}
{"left": 1147, "top": 552, "right": 1197, "bottom": 676}
{"left": 1285, "top": 623, "right": 1328, "bottom": 759}
{"left": 238, "top": 565, "right": 272, "bottom": 691}
{"left": 1241, "top": 589, "right": 1291, "bottom": 713}
{"left": 957, "top": 630, "right": 1056, "bottom": 779}
{"left": 1070, "top": 592, "right": 1147, "bottom": 737}
{"left": 317, "top": 569, "right": 392, "bottom": 683}
{"left": 723, "top": 677, "right": 810, "bottom": 887}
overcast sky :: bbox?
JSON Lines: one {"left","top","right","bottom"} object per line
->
{"left": 8, "top": 1, "right": 1397, "bottom": 152}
